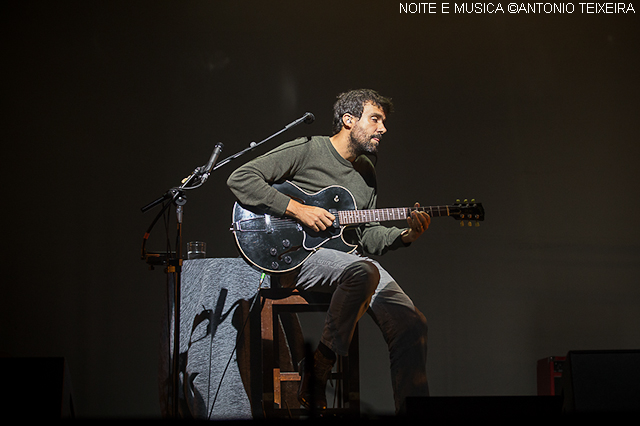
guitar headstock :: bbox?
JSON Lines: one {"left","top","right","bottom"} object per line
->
{"left": 451, "top": 199, "right": 485, "bottom": 227}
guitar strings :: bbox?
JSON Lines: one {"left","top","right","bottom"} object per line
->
{"left": 249, "top": 205, "right": 453, "bottom": 230}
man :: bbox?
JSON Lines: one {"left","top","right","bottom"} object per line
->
{"left": 227, "top": 89, "right": 430, "bottom": 413}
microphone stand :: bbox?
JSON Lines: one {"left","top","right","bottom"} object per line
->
{"left": 139, "top": 112, "right": 314, "bottom": 418}
{"left": 140, "top": 163, "right": 210, "bottom": 419}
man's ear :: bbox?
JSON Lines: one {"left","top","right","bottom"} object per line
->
{"left": 342, "top": 113, "right": 354, "bottom": 128}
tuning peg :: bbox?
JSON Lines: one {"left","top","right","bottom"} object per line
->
{"left": 468, "top": 221, "right": 472, "bottom": 227}
{"left": 460, "top": 221, "right": 465, "bottom": 227}
{"left": 464, "top": 199, "right": 468, "bottom": 203}
{"left": 471, "top": 198, "right": 475, "bottom": 203}
{"left": 475, "top": 221, "right": 480, "bottom": 227}
{"left": 456, "top": 199, "right": 461, "bottom": 203}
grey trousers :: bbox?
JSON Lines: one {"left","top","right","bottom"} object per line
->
{"left": 282, "top": 248, "right": 429, "bottom": 413}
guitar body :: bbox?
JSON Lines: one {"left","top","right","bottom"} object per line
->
{"left": 232, "top": 181, "right": 358, "bottom": 273}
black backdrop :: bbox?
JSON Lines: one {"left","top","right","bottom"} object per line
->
{"left": 2, "top": 0, "right": 639, "bottom": 418}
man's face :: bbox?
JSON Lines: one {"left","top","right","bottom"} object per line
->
{"left": 348, "top": 102, "right": 387, "bottom": 155}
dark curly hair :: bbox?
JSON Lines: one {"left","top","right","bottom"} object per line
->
{"left": 331, "top": 89, "right": 393, "bottom": 135}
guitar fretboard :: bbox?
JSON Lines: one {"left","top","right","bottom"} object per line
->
{"left": 337, "top": 206, "right": 450, "bottom": 225}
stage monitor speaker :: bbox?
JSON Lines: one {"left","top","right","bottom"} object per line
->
{"left": 0, "top": 357, "right": 75, "bottom": 418}
{"left": 404, "top": 396, "right": 562, "bottom": 419}
{"left": 562, "top": 349, "right": 640, "bottom": 413}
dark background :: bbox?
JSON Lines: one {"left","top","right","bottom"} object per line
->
{"left": 2, "top": 0, "right": 639, "bottom": 418}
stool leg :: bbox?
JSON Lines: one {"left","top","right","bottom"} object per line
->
{"left": 261, "top": 298, "right": 276, "bottom": 416}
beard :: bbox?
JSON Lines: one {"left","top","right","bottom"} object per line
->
{"left": 348, "top": 125, "right": 383, "bottom": 156}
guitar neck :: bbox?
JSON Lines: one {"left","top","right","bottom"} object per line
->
{"left": 337, "top": 205, "right": 451, "bottom": 225}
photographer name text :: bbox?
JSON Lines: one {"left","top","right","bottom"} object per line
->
{"left": 399, "top": 3, "right": 636, "bottom": 13}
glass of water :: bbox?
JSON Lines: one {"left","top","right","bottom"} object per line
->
{"left": 187, "top": 241, "right": 206, "bottom": 259}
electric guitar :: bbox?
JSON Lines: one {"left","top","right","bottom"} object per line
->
{"left": 231, "top": 181, "right": 484, "bottom": 273}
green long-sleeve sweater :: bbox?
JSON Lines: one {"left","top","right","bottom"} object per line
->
{"left": 227, "top": 135, "right": 407, "bottom": 256}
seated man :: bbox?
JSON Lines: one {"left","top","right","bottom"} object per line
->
{"left": 227, "top": 89, "right": 430, "bottom": 413}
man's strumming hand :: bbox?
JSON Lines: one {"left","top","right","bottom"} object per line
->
{"left": 286, "top": 199, "right": 336, "bottom": 232}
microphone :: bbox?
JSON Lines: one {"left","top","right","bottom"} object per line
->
{"left": 199, "top": 142, "right": 224, "bottom": 182}
{"left": 285, "top": 112, "right": 315, "bottom": 129}
{"left": 303, "top": 112, "right": 315, "bottom": 124}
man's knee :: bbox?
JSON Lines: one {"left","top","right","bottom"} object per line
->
{"left": 403, "top": 307, "right": 428, "bottom": 346}
{"left": 340, "top": 260, "right": 380, "bottom": 295}
{"left": 414, "top": 308, "right": 428, "bottom": 337}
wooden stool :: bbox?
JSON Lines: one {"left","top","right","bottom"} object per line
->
{"left": 250, "top": 286, "right": 360, "bottom": 418}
